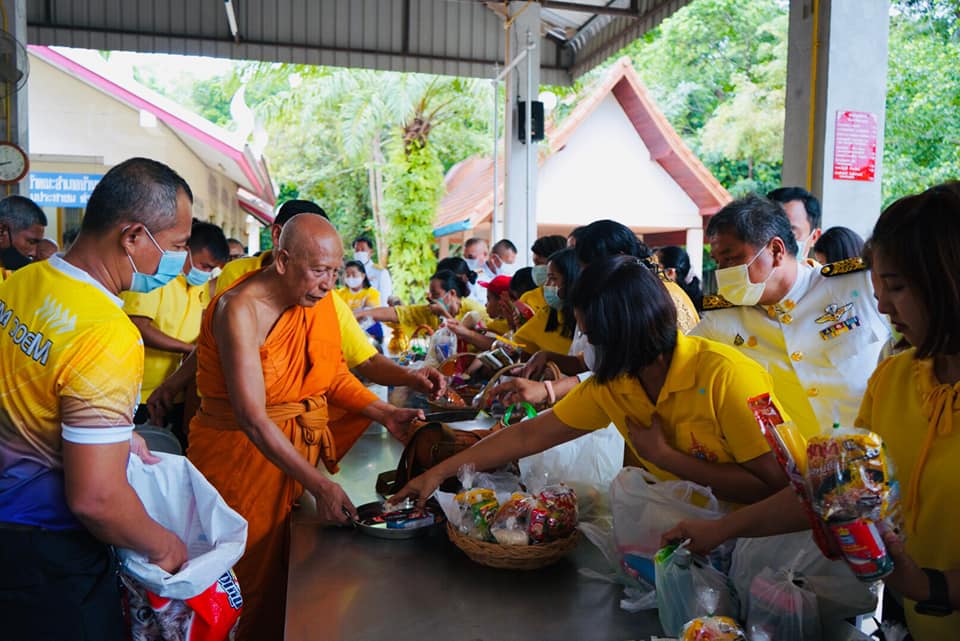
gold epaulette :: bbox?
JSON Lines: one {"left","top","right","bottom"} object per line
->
{"left": 702, "top": 294, "right": 736, "bottom": 310}
{"left": 820, "top": 257, "right": 866, "bottom": 277}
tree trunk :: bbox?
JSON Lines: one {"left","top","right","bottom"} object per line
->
{"left": 747, "top": 156, "right": 754, "bottom": 180}
{"left": 369, "top": 134, "right": 389, "bottom": 267}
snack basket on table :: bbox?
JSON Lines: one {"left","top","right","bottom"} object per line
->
{"left": 441, "top": 458, "right": 581, "bottom": 570}
{"left": 445, "top": 485, "right": 580, "bottom": 570}
{"left": 445, "top": 521, "right": 580, "bottom": 570}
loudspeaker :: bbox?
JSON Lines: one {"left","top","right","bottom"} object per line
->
{"left": 517, "top": 100, "right": 545, "bottom": 143}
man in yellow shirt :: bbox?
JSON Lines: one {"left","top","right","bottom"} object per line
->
{"left": 122, "top": 221, "right": 228, "bottom": 447}
{"left": 0, "top": 195, "right": 47, "bottom": 277}
{"left": 0, "top": 157, "right": 190, "bottom": 639}
{"left": 147, "top": 200, "right": 443, "bottom": 423}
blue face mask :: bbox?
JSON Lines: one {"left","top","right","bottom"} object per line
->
{"left": 543, "top": 285, "right": 563, "bottom": 310}
{"left": 127, "top": 226, "right": 188, "bottom": 294}
{"left": 531, "top": 264, "right": 549, "bottom": 287}
{"left": 184, "top": 251, "right": 214, "bottom": 287}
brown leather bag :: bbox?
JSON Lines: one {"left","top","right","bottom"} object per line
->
{"left": 375, "top": 421, "right": 503, "bottom": 496}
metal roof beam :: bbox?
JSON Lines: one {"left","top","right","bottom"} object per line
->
{"left": 540, "top": 1, "right": 638, "bottom": 18}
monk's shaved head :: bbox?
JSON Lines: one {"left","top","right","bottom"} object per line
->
{"left": 275, "top": 213, "right": 344, "bottom": 307}
{"left": 278, "top": 213, "right": 340, "bottom": 255}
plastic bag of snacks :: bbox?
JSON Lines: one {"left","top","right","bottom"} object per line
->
{"left": 680, "top": 616, "right": 746, "bottom": 641}
{"left": 655, "top": 541, "right": 739, "bottom": 636}
{"left": 454, "top": 488, "right": 500, "bottom": 541}
{"left": 122, "top": 571, "right": 243, "bottom": 641}
{"left": 490, "top": 492, "right": 536, "bottom": 545}
{"left": 805, "top": 425, "right": 901, "bottom": 581}
{"left": 748, "top": 394, "right": 837, "bottom": 559}
{"left": 745, "top": 566, "right": 821, "bottom": 641}
{"left": 531, "top": 484, "right": 578, "bottom": 542}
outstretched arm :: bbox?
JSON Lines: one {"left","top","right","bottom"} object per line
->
{"left": 354, "top": 305, "right": 399, "bottom": 323}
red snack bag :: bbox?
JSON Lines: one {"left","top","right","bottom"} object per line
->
{"left": 747, "top": 394, "right": 838, "bottom": 559}
{"left": 123, "top": 570, "right": 243, "bottom": 641}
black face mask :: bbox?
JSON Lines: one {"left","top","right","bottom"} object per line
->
{"left": 0, "top": 244, "right": 32, "bottom": 271}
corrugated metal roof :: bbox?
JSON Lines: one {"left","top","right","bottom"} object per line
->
{"left": 27, "top": 1, "right": 693, "bottom": 85}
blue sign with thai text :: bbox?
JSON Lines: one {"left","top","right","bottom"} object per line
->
{"left": 28, "top": 172, "right": 103, "bottom": 207}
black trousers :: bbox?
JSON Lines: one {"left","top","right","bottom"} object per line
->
{"left": 0, "top": 526, "right": 125, "bottom": 641}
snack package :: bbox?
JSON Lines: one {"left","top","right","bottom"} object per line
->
{"left": 748, "top": 394, "right": 838, "bottom": 559}
{"left": 531, "top": 484, "right": 578, "bottom": 543}
{"left": 490, "top": 492, "right": 537, "bottom": 545}
{"left": 680, "top": 616, "right": 746, "bottom": 641}
{"left": 805, "top": 426, "right": 901, "bottom": 581}
{"left": 745, "top": 566, "right": 821, "bottom": 641}
{"left": 805, "top": 427, "right": 899, "bottom": 524}
{"left": 454, "top": 488, "right": 500, "bottom": 541}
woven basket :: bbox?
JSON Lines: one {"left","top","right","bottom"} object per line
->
{"left": 446, "top": 522, "right": 580, "bottom": 570}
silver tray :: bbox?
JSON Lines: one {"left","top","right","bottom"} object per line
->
{"left": 351, "top": 500, "right": 444, "bottom": 540}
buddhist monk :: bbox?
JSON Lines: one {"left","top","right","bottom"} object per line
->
{"left": 187, "top": 214, "right": 424, "bottom": 640}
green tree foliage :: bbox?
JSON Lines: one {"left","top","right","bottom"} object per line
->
{"left": 619, "top": 0, "right": 787, "bottom": 195}
{"left": 382, "top": 139, "right": 443, "bottom": 302}
{"left": 882, "top": 9, "right": 960, "bottom": 205}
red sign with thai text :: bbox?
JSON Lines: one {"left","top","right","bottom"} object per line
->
{"left": 833, "top": 111, "right": 877, "bottom": 182}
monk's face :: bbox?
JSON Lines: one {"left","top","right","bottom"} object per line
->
{"left": 280, "top": 235, "right": 344, "bottom": 306}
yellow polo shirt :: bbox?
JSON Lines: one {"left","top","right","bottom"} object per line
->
{"left": 519, "top": 286, "right": 547, "bottom": 314}
{"left": 395, "top": 297, "right": 490, "bottom": 333}
{"left": 856, "top": 349, "right": 960, "bottom": 639}
{"left": 513, "top": 307, "right": 574, "bottom": 355}
{"left": 121, "top": 275, "right": 209, "bottom": 399}
{"left": 553, "top": 333, "right": 776, "bottom": 483}
{"left": 0, "top": 257, "right": 142, "bottom": 529}
{"left": 336, "top": 286, "right": 381, "bottom": 311}
{"left": 215, "top": 251, "right": 377, "bottom": 368}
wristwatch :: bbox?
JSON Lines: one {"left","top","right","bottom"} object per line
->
{"left": 914, "top": 568, "right": 953, "bottom": 617}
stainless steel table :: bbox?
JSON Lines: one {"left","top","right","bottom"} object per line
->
{"left": 284, "top": 425, "right": 664, "bottom": 641}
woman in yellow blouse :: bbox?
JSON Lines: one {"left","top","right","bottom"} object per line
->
{"left": 357, "top": 269, "right": 490, "bottom": 334}
{"left": 512, "top": 247, "right": 580, "bottom": 356}
{"left": 392, "top": 256, "right": 787, "bottom": 507}
{"left": 663, "top": 183, "right": 960, "bottom": 640}
{"left": 336, "top": 260, "right": 381, "bottom": 311}
{"left": 337, "top": 260, "right": 383, "bottom": 343}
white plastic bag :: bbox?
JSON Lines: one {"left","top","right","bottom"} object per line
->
{"left": 424, "top": 325, "right": 459, "bottom": 366}
{"left": 120, "top": 452, "right": 248, "bottom": 600}
{"left": 746, "top": 566, "right": 821, "bottom": 641}
{"left": 519, "top": 423, "right": 623, "bottom": 520}
{"left": 729, "top": 531, "right": 877, "bottom": 623}
{"left": 611, "top": 467, "right": 727, "bottom": 584}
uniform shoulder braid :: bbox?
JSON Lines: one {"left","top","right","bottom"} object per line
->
{"left": 820, "top": 256, "right": 867, "bottom": 277}
{"left": 702, "top": 294, "right": 736, "bottom": 310}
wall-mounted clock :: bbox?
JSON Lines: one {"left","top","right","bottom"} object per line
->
{"left": 0, "top": 141, "right": 29, "bottom": 184}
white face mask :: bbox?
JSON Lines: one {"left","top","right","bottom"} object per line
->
{"left": 796, "top": 234, "right": 811, "bottom": 260}
{"left": 353, "top": 251, "right": 370, "bottom": 264}
{"left": 344, "top": 276, "right": 364, "bottom": 289}
{"left": 497, "top": 261, "right": 518, "bottom": 277}
{"left": 464, "top": 258, "right": 481, "bottom": 272}
{"left": 716, "top": 245, "right": 774, "bottom": 306}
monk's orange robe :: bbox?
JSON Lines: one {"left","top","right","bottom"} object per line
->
{"left": 188, "top": 290, "right": 377, "bottom": 641}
